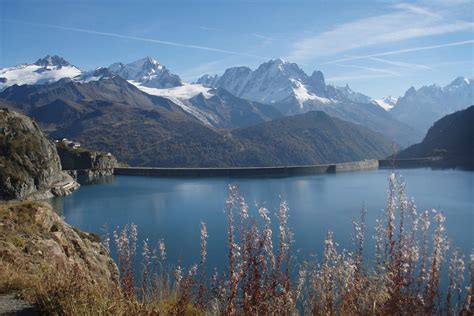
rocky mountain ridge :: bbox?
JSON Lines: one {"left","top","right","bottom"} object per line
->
{"left": 3, "top": 55, "right": 470, "bottom": 148}
{"left": 391, "top": 77, "right": 473, "bottom": 132}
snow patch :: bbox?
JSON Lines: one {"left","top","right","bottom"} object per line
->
{"left": 373, "top": 96, "right": 398, "bottom": 111}
{"left": 292, "top": 80, "right": 333, "bottom": 106}
{"left": 130, "top": 81, "right": 213, "bottom": 99}
{"left": 130, "top": 81, "right": 216, "bottom": 126}
{"left": 0, "top": 65, "right": 81, "bottom": 90}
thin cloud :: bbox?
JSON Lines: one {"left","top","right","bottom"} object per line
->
{"left": 286, "top": 3, "right": 473, "bottom": 62}
{"left": 335, "top": 64, "right": 401, "bottom": 76}
{"left": 430, "top": 59, "right": 473, "bottom": 68}
{"left": 391, "top": 3, "right": 441, "bottom": 18}
{"left": 326, "top": 73, "right": 395, "bottom": 82}
{"left": 368, "top": 57, "right": 432, "bottom": 70}
{"left": 322, "top": 39, "right": 474, "bottom": 64}
{"left": 4, "top": 19, "right": 270, "bottom": 60}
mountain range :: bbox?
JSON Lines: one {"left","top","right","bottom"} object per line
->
{"left": 0, "top": 74, "right": 393, "bottom": 166}
{"left": 0, "top": 54, "right": 472, "bottom": 167}
{"left": 390, "top": 77, "right": 473, "bottom": 133}
{"left": 198, "top": 59, "right": 422, "bottom": 145}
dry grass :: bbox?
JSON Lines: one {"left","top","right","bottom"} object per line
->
{"left": 1, "top": 172, "right": 473, "bottom": 315}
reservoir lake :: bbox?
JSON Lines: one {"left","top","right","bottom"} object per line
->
{"left": 51, "top": 168, "right": 473, "bottom": 270}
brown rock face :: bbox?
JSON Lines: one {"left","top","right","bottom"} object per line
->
{"left": 0, "top": 108, "right": 79, "bottom": 200}
{"left": 0, "top": 202, "right": 118, "bottom": 288}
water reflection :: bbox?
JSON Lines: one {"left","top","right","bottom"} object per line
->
{"left": 77, "top": 175, "right": 116, "bottom": 186}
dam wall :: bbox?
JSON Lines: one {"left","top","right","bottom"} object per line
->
{"left": 114, "top": 159, "right": 379, "bottom": 177}
{"left": 335, "top": 159, "right": 379, "bottom": 172}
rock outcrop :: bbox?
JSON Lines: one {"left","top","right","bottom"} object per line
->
{"left": 0, "top": 108, "right": 79, "bottom": 200}
{"left": 56, "top": 143, "right": 117, "bottom": 178}
{"left": 0, "top": 202, "right": 118, "bottom": 288}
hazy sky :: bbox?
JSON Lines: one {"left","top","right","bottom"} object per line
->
{"left": 1, "top": 0, "right": 473, "bottom": 98}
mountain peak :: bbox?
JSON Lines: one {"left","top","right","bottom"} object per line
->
{"left": 449, "top": 76, "right": 471, "bottom": 87}
{"left": 142, "top": 56, "right": 160, "bottom": 67}
{"left": 196, "top": 74, "right": 220, "bottom": 87}
{"left": 307, "top": 70, "right": 326, "bottom": 95}
{"left": 145, "top": 56, "right": 159, "bottom": 64}
{"left": 268, "top": 58, "right": 286, "bottom": 65}
{"left": 128, "top": 57, "right": 162, "bottom": 70}
{"left": 34, "top": 55, "right": 72, "bottom": 67}
{"left": 107, "top": 57, "right": 182, "bottom": 88}
{"left": 261, "top": 58, "right": 301, "bottom": 71}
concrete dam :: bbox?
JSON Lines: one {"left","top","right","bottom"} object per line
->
{"left": 114, "top": 159, "right": 380, "bottom": 177}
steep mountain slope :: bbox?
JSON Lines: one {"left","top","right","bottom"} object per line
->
{"left": 127, "top": 111, "right": 393, "bottom": 167}
{"left": 0, "top": 55, "right": 81, "bottom": 91}
{"left": 108, "top": 57, "right": 182, "bottom": 88}
{"left": 232, "top": 111, "right": 393, "bottom": 166}
{"left": 197, "top": 59, "right": 421, "bottom": 145}
{"left": 391, "top": 77, "right": 473, "bottom": 132}
{"left": 397, "top": 105, "right": 474, "bottom": 168}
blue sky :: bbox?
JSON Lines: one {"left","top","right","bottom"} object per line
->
{"left": 0, "top": 0, "right": 473, "bottom": 98}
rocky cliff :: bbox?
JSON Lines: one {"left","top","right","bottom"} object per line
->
{"left": 0, "top": 108, "right": 79, "bottom": 200}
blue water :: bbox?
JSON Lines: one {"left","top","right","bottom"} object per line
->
{"left": 51, "top": 168, "right": 473, "bottom": 271}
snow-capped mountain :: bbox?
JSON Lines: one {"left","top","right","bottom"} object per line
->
{"left": 197, "top": 59, "right": 334, "bottom": 110}
{"left": 391, "top": 76, "right": 473, "bottom": 132}
{"left": 0, "top": 55, "right": 426, "bottom": 145}
{"left": 373, "top": 96, "right": 398, "bottom": 111}
{"left": 196, "top": 59, "right": 383, "bottom": 115}
{"left": 108, "top": 57, "right": 182, "bottom": 88}
{"left": 197, "top": 59, "right": 421, "bottom": 145}
{"left": 0, "top": 55, "right": 81, "bottom": 90}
